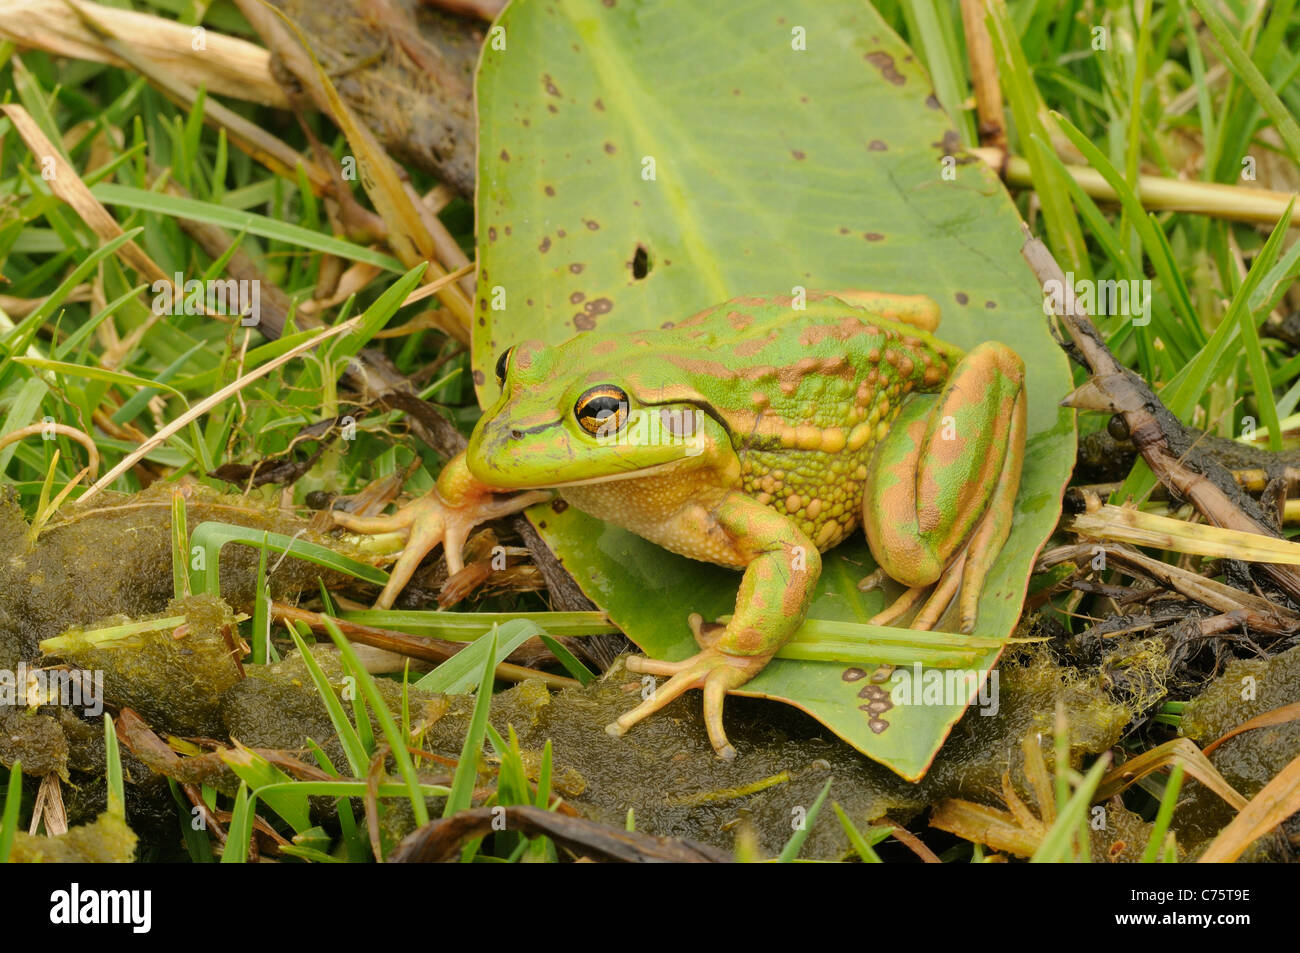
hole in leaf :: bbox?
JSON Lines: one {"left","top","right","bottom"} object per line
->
{"left": 631, "top": 244, "right": 651, "bottom": 280}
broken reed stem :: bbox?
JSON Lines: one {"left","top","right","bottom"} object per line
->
{"left": 980, "top": 149, "right": 1300, "bottom": 227}
{"left": 1070, "top": 502, "right": 1300, "bottom": 566}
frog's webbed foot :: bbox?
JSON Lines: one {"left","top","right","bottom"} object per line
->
{"left": 867, "top": 551, "right": 967, "bottom": 631}
{"left": 332, "top": 467, "right": 549, "bottom": 608}
{"left": 606, "top": 614, "right": 771, "bottom": 761}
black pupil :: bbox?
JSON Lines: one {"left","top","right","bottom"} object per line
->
{"left": 584, "top": 396, "right": 623, "bottom": 421}
{"left": 494, "top": 348, "right": 512, "bottom": 385}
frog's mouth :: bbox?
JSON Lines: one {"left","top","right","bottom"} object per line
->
{"left": 539, "top": 459, "right": 690, "bottom": 489}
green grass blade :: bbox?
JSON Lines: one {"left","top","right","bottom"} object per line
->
{"left": 1189, "top": 0, "right": 1300, "bottom": 163}
{"left": 777, "top": 777, "right": 832, "bottom": 863}
{"left": 1031, "top": 755, "right": 1110, "bottom": 862}
{"left": 414, "top": 617, "right": 547, "bottom": 694}
{"left": 1141, "top": 762, "right": 1184, "bottom": 863}
{"left": 104, "top": 713, "right": 125, "bottom": 819}
{"left": 322, "top": 616, "right": 429, "bottom": 827}
{"left": 443, "top": 627, "right": 498, "bottom": 820}
{"left": 0, "top": 760, "right": 21, "bottom": 863}
{"left": 287, "top": 630, "right": 369, "bottom": 778}
{"left": 188, "top": 521, "right": 387, "bottom": 597}
{"left": 220, "top": 782, "right": 255, "bottom": 863}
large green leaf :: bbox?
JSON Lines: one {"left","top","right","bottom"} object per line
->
{"left": 475, "top": 0, "right": 1074, "bottom": 780}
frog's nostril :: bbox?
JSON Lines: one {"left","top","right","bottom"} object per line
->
{"left": 510, "top": 429, "right": 523, "bottom": 440}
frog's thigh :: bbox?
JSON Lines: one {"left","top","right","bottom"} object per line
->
{"left": 862, "top": 341, "right": 1025, "bottom": 587}
{"left": 827, "top": 290, "right": 940, "bottom": 332}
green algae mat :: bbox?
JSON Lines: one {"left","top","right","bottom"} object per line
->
{"left": 473, "top": 0, "right": 1074, "bottom": 780}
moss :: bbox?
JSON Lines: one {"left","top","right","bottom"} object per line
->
{"left": 43, "top": 594, "right": 241, "bottom": 737}
{"left": 1169, "top": 644, "right": 1300, "bottom": 848}
{"left": 0, "top": 709, "right": 69, "bottom": 777}
{"left": 1180, "top": 643, "right": 1300, "bottom": 798}
{"left": 404, "top": 646, "right": 1131, "bottom": 860}
{"left": 0, "top": 483, "right": 366, "bottom": 663}
{"left": 7, "top": 811, "right": 137, "bottom": 863}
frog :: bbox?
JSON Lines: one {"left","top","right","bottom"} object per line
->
{"left": 333, "top": 290, "right": 1026, "bottom": 760}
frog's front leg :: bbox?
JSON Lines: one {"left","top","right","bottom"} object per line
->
{"left": 606, "top": 494, "right": 821, "bottom": 760}
{"left": 863, "top": 341, "right": 1026, "bottom": 632}
{"left": 332, "top": 452, "right": 551, "bottom": 608}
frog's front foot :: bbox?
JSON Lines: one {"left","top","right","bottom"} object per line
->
{"left": 331, "top": 453, "right": 549, "bottom": 609}
{"left": 606, "top": 614, "right": 771, "bottom": 761}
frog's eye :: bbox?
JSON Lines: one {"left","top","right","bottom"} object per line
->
{"left": 575, "top": 385, "right": 630, "bottom": 436}
{"left": 494, "top": 347, "right": 515, "bottom": 387}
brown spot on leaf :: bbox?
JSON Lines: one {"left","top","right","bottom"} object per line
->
{"left": 839, "top": 227, "right": 850, "bottom": 234}
{"left": 570, "top": 291, "right": 585, "bottom": 304}
{"left": 539, "top": 236, "right": 551, "bottom": 253}
{"left": 488, "top": 227, "right": 497, "bottom": 241}
{"left": 864, "top": 50, "right": 905, "bottom": 85}
{"left": 868, "top": 139, "right": 887, "bottom": 151}
{"left": 985, "top": 300, "right": 997, "bottom": 309}
{"left": 925, "top": 94, "right": 941, "bottom": 109}
{"left": 864, "top": 232, "right": 884, "bottom": 242}
{"left": 544, "top": 185, "right": 555, "bottom": 196}
{"left": 791, "top": 149, "right": 806, "bottom": 160}
{"left": 548, "top": 104, "right": 558, "bottom": 114}
{"left": 573, "top": 313, "right": 596, "bottom": 331}
{"left": 585, "top": 219, "right": 600, "bottom": 230}
{"left": 472, "top": 369, "right": 485, "bottom": 386}
{"left": 955, "top": 292, "right": 969, "bottom": 305}
{"left": 594, "top": 98, "right": 605, "bottom": 111}
{"left": 543, "top": 74, "right": 561, "bottom": 97}
{"left": 569, "top": 263, "right": 584, "bottom": 274}
{"left": 869, "top": 717, "right": 890, "bottom": 734}
{"left": 933, "top": 129, "right": 963, "bottom": 155}
{"left": 604, "top": 142, "right": 616, "bottom": 154}
{"left": 557, "top": 228, "right": 567, "bottom": 238}
{"left": 585, "top": 298, "right": 613, "bottom": 316}
{"left": 842, "top": 668, "right": 867, "bottom": 682}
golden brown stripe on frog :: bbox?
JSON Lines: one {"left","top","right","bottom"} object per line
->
{"left": 734, "top": 331, "right": 780, "bottom": 358}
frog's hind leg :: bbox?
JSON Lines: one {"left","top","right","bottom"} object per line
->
{"left": 862, "top": 341, "right": 1026, "bottom": 633}
{"left": 827, "top": 290, "right": 941, "bottom": 332}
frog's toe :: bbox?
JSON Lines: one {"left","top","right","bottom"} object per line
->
{"left": 334, "top": 489, "right": 548, "bottom": 609}
{"left": 608, "top": 649, "right": 764, "bottom": 760}
{"left": 866, "top": 551, "right": 971, "bottom": 632}
{"left": 355, "top": 494, "right": 453, "bottom": 609}
{"left": 867, "top": 584, "right": 927, "bottom": 627}
{"left": 911, "top": 552, "right": 966, "bottom": 631}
